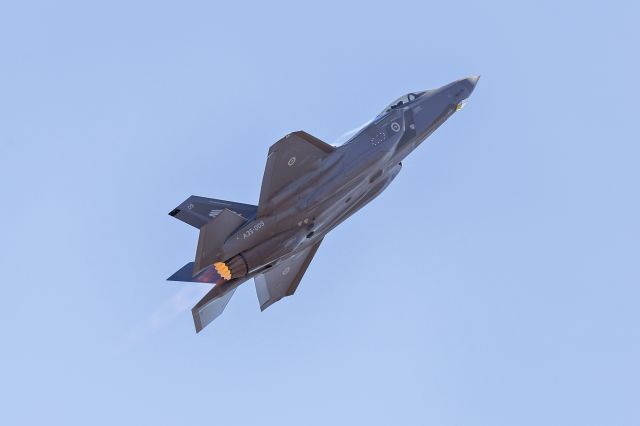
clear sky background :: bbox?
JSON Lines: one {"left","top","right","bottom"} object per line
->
{"left": 1, "top": 1, "right": 639, "bottom": 425}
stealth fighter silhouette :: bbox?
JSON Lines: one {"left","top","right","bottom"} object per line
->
{"left": 168, "top": 76, "right": 480, "bottom": 332}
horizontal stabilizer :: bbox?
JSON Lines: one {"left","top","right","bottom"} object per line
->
{"left": 167, "top": 262, "right": 198, "bottom": 282}
{"left": 169, "top": 195, "right": 257, "bottom": 229}
{"left": 193, "top": 288, "right": 236, "bottom": 332}
{"left": 255, "top": 239, "right": 322, "bottom": 311}
{"left": 167, "top": 262, "right": 226, "bottom": 284}
{"left": 192, "top": 278, "right": 249, "bottom": 332}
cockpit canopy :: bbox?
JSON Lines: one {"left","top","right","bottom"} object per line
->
{"left": 378, "top": 92, "right": 425, "bottom": 116}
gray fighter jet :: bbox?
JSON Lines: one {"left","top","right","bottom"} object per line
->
{"left": 168, "top": 76, "right": 480, "bottom": 332}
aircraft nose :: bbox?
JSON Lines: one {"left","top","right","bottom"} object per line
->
{"left": 461, "top": 75, "right": 480, "bottom": 93}
{"left": 450, "top": 75, "right": 480, "bottom": 101}
{"left": 467, "top": 75, "right": 480, "bottom": 88}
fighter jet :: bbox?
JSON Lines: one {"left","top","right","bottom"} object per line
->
{"left": 168, "top": 76, "right": 480, "bottom": 332}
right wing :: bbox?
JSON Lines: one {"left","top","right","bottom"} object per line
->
{"left": 257, "top": 131, "right": 334, "bottom": 216}
{"left": 254, "top": 239, "right": 322, "bottom": 311}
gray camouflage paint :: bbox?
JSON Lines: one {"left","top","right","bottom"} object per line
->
{"left": 169, "top": 76, "right": 480, "bottom": 332}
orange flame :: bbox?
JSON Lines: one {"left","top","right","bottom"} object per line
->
{"left": 214, "top": 262, "right": 232, "bottom": 280}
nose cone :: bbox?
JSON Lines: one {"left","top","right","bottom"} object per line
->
{"left": 433, "top": 75, "right": 480, "bottom": 104}
{"left": 467, "top": 75, "right": 481, "bottom": 86}
{"left": 455, "top": 75, "right": 480, "bottom": 100}
{"left": 409, "top": 75, "right": 480, "bottom": 134}
{"left": 466, "top": 75, "right": 481, "bottom": 94}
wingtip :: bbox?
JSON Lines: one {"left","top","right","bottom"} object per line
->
{"left": 192, "top": 308, "right": 203, "bottom": 333}
{"left": 259, "top": 297, "right": 282, "bottom": 312}
{"left": 259, "top": 301, "right": 273, "bottom": 312}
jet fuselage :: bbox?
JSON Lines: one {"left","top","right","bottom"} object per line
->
{"left": 168, "top": 75, "right": 480, "bottom": 332}
{"left": 224, "top": 76, "right": 480, "bottom": 275}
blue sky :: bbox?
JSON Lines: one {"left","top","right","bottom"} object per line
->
{"left": 1, "top": 1, "right": 639, "bottom": 425}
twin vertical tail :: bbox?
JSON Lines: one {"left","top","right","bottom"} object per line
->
{"left": 167, "top": 196, "right": 258, "bottom": 332}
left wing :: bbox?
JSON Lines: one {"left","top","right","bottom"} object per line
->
{"left": 257, "top": 131, "right": 335, "bottom": 216}
{"left": 254, "top": 239, "right": 323, "bottom": 311}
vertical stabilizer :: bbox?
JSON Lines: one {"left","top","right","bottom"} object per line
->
{"left": 193, "top": 208, "right": 246, "bottom": 274}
